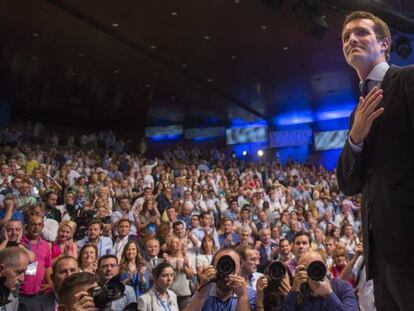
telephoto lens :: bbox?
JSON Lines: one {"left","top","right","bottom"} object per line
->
{"left": 307, "top": 261, "right": 326, "bottom": 281}
{"left": 266, "top": 261, "right": 287, "bottom": 288}
{"left": 88, "top": 275, "right": 125, "bottom": 309}
{"left": 216, "top": 255, "right": 236, "bottom": 279}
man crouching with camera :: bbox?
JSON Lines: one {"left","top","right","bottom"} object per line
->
{"left": 278, "top": 250, "right": 358, "bottom": 310}
{"left": 183, "top": 248, "right": 256, "bottom": 311}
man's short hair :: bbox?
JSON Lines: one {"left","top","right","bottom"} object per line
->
{"left": 235, "top": 244, "right": 255, "bottom": 261}
{"left": 293, "top": 231, "right": 312, "bottom": 244}
{"left": 0, "top": 247, "right": 28, "bottom": 266}
{"left": 117, "top": 218, "right": 131, "bottom": 227}
{"left": 58, "top": 272, "right": 98, "bottom": 306}
{"left": 172, "top": 220, "right": 185, "bottom": 230}
{"left": 88, "top": 219, "right": 103, "bottom": 230}
{"left": 52, "top": 255, "right": 78, "bottom": 275}
{"left": 97, "top": 254, "right": 118, "bottom": 268}
{"left": 279, "top": 238, "right": 290, "bottom": 246}
{"left": 343, "top": 11, "right": 391, "bottom": 60}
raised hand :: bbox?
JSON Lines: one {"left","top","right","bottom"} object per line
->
{"left": 349, "top": 86, "right": 384, "bottom": 145}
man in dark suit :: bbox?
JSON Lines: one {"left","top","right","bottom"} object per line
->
{"left": 337, "top": 11, "right": 414, "bottom": 310}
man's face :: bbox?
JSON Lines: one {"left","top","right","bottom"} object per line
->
{"left": 167, "top": 208, "right": 176, "bottom": 220}
{"left": 146, "top": 240, "right": 160, "bottom": 257}
{"left": 6, "top": 221, "right": 22, "bottom": 241}
{"left": 293, "top": 235, "right": 310, "bottom": 259}
{"left": 223, "top": 221, "right": 233, "bottom": 233}
{"left": 201, "top": 215, "right": 212, "bottom": 227}
{"left": 48, "top": 194, "right": 58, "bottom": 208}
{"left": 279, "top": 240, "right": 291, "bottom": 256}
{"left": 191, "top": 216, "right": 199, "bottom": 228}
{"left": 98, "top": 258, "right": 119, "bottom": 281}
{"left": 242, "top": 249, "right": 258, "bottom": 274}
{"left": 27, "top": 216, "right": 44, "bottom": 238}
{"left": 119, "top": 199, "right": 129, "bottom": 212}
{"left": 0, "top": 254, "right": 29, "bottom": 291}
{"left": 240, "top": 231, "right": 250, "bottom": 243}
{"left": 326, "top": 240, "right": 336, "bottom": 255}
{"left": 20, "top": 183, "right": 31, "bottom": 195}
{"left": 1, "top": 165, "right": 9, "bottom": 176}
{"left": 53, "top": 259, "right": 79, "bottom": 291}
{"left": 88, "top": 224, "right": 101, "bottom": 240}
{"left": 65, "top": 194, "right": 75, "bottom": 205}
{"left": 260, "top": 229, "right": 271, "bottom": 244}
{"left": 342, "top": 18, "right": 389, "bottom": 71}
{"left": 174, "top": 224, "right": 186, "bottom": 238}
{"left": 117, "top": 221, "right": 131, "bottom": 238}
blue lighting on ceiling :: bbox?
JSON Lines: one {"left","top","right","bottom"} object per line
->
{"left": 273, "top": 111, "right": 313, "bottom": 127}
{"left": 230, "top": 118, "right": 267, "bottom": 128}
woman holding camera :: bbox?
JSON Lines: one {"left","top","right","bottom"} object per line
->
{"left": 137, "top": 262, "right": 179, "bottom": 311}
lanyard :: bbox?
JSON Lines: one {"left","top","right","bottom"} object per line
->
{"left": 156, "top": 291, "right": 172, "bottom": 311}
{"left": 28, "top": 238, "right": 41, "bottom": 252}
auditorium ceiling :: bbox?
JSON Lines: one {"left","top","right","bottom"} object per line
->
{"left": 0, "top": 0, "right": 414, "bottom": 130}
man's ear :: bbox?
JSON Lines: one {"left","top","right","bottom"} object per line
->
{"left": 0, "top": 263, "right": 5, "bottom": 276}
{"left": 381, "top": 38, "right": 390, "bottom": 54}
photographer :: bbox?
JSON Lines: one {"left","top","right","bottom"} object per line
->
{"left": 183, "top": 248, "right": 255, "bottom": 311}
{"left": 255, "top": 261, "right": 292, "bottom": 311}
{"left": 280, "top": 250, "right": 358, "bottom": 310}
{"left": 0, "top": 247, "right": 30, "bottom": 311}
{"left": 97, "top": 254, "right": 136, "bottom": 310}
{"left": 57, "top": 272, "right": 99, "bottom": 311}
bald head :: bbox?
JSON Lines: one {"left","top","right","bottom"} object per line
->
{"left": 298, "top": 250, "right": 325, "bottom": 267}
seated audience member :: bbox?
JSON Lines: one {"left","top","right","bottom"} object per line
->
{"left": 219, "top": 218, "right": 240, "bottom": 248}
{"left": 97, "top": 254, "right": 136, "bottom": 310}
{"left": 19, "top": 215, "right": 53, "bottom": 308}
{"left": 196, "top": 235, "right": 216, "bottom": 275}
{"left": 76, "top": 219, "right": 113, "bottom": 257}
{"left": 119, "top": 240, "right": 150, "bottom": 298}
{"left": 163, "top": 236, "right": 194, "bottom": 310}
{"left": 183, "top": 247, "right": 256, "bottom": 311}
{"left": 289, "top": 231, "right": 312, "bottom": 276}
{"left": 113, "top": 219, "right": 136, "bottom": 262}
{"left": 278, "top": 239, "right": 296, "bottom": 276}
{"left": 111, "top": 197, "right": 138, "bottom": 236}
{"left": 144, "top": 238, "right": 164, "bottom": 280}
{"left": 51, "top": 220, "right": 78, "bottom": 260}
{"left": 78, "top": 244, "right": 98, "bottom": 274}
{"left": 238, "top": 245, "right": 263, "bottom": 291}
{"left": 137, "top": 262, "right": 179, "bottom": 311}
{"left": 0, "top": 247, "right": 30, "bottom": 311}
{"left": 257, "top": 228, "right": 278, "bottom": 272}
{"left": 57, "top": 272, "right": 99, "bottom": 311}
{"left": 280, "top": 250, "right": 358, "bottom": 310}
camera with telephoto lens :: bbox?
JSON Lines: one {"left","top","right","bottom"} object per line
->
{"left": 88, "top": 275, "right": 125, "bottom": 309}
{"left": 266, "top": 261, "right": 287, "bottom": 289}
{"left": 300, "top": 260, "right": 327, "bottom": 297}
{"left": 216, "top": 255, "right": 236, "bottom": 280}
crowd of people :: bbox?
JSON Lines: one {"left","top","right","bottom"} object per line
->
{"left": 0, "top": 121, "right": 372, "bottom": 311}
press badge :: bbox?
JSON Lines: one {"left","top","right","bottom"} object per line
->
{"left": 26, "top": 261, "right": 38, "bottom": 275}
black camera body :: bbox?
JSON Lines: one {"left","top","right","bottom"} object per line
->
{"left": 88, "top": 275, "right": 125, "bottom": 309}
{"left": 216, "top": 255, "right": 236, "bottom": 280}
{"left": 266, "top": 261, "right": 287, "bottom": 289}
{"left": 300, "top": 260, "right": 327, "bottom": 297}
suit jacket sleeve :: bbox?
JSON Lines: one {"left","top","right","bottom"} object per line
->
{"left": 336, "top": 110, "right": 364, "bottom": 196}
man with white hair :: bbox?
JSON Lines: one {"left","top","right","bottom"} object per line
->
{"left": 334, "top": 200, "right": 356, "bottom": 228}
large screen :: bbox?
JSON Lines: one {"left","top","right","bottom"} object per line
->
{"left": 226, "top": 126, "right": 268, "bottom": 145}
{"left": 269, "top": 129, "right": 312, "bottom": 148}
{"left": 314, "top": 130, "right": 348, "bottom": 151}
{"left": 145, "top": 125, "right": 183, "bottom": 138}
{"left": 184, "top": 127, "right": 225, "bottom": 139}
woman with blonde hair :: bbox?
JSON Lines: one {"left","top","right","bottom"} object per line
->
{"left": 119, "top": 239, "right": 150, "bottom": 298}
{"left": 51, "top": 220, "right": 78, "bottom": 260}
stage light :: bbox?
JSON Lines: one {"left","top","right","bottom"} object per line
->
{"left": 242, "top": 150, "right": 248, "bottom": 156}
{"left": 395, "top": 36, "right": 412, "bottom": 59}
{"left": 258, "top": 150, "right": 264, "bottom": 157}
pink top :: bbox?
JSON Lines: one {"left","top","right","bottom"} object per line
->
{"left": 20, "top": 235, "right": 52, "bottom": 295}
{"left": 51, "top": 241, "right": 76, "bottom": 259}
